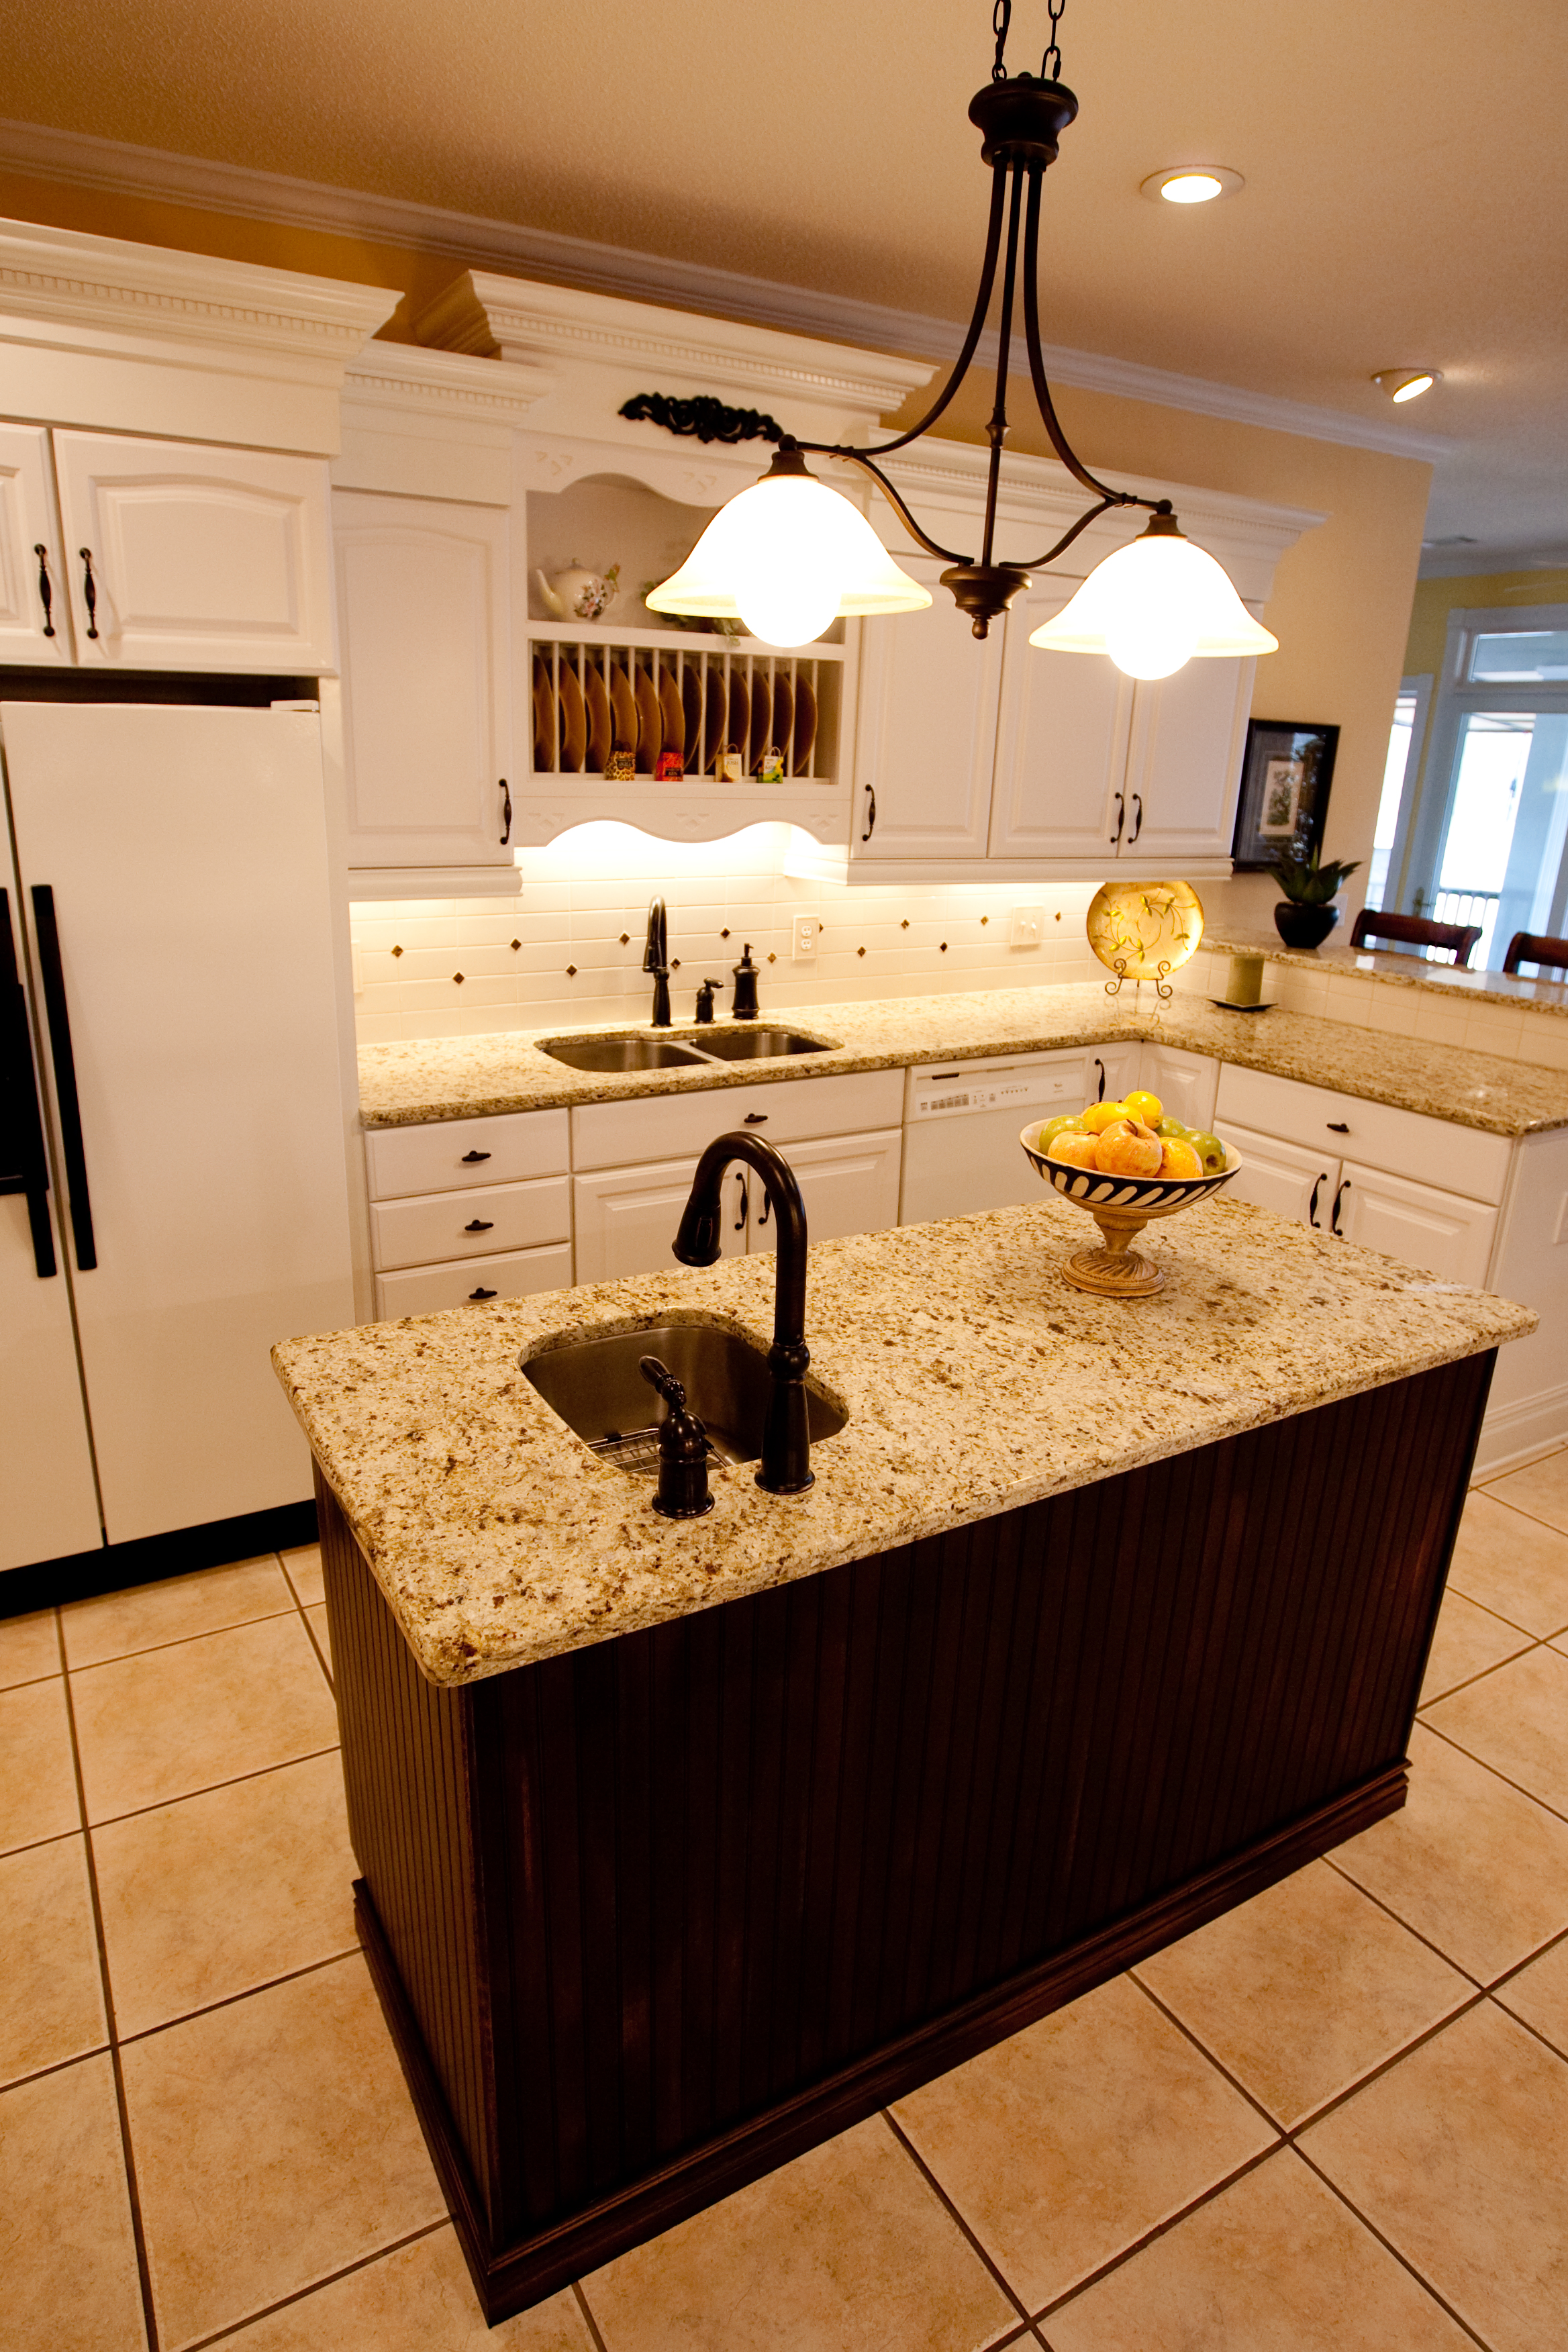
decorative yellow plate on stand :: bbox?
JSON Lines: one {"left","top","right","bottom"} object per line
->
{"left": 1086, "top": 879, "right": 1204, "bottom": 999}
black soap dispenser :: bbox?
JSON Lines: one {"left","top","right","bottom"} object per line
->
{"left": 731, "top": 942, "right": 761, "bottom": 1020}
{"left": 640, "top": 1356, "right": 714, "bottom": 1520}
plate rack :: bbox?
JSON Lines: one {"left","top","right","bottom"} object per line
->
{"left": 528, "top": 634, "right": 840, "bottom": 786}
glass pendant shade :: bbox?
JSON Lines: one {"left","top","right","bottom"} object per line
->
{"left": 645, "top": 459, "right": 932, "bottom": 649}
{"left": 1028, "top": 517, "right": 1278, "bottom": 680}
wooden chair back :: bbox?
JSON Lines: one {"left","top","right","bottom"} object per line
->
{"left": 1502, "top": 930, "right": 1568, "bottom": 977}
{"left": 1349, "top": 910, "right": 1483, "bottom": 967}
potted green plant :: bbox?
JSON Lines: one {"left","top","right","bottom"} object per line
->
{"left": 1268, "top": 845, "right": 1361, "bottom": 949}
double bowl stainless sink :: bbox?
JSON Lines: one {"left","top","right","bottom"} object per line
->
{"left": 540, "top": 1028, "right": 832, "bottom": 1074}
{"left": 522, "top": 1322, "right": 846, "bottom": 1479}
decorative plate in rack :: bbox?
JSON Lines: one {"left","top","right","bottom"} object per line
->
{"left": 1085, "top": 879, "right": 1204, "bottom": 999}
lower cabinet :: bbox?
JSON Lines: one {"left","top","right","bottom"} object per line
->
{"left": 1334, "top": 1161, "right": 1498, "bottom": 1289}
{"left": 365, "top": 1107, "right": 573, "bottom": 1319}
{"left": 575, "top": 1128, "right": 903, "bottom": 1283}
{"left": 1138, "top": 1042, "right": 1219, "bottom": 1133}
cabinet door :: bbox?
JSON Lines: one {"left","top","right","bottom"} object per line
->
{"left": 1334, "top": 1160, "right": 1498, "bottom": 1286}
{"left": 51, "top": 432, "right": 336, "bottom": 671}
{"left": 1083, "top": 1044, "right": 1142, "bottom": 1107}
{"left": 747, "top": 1129, "right": 903, "bottom": 1256}
{"left": 850, "top": 548, "right": 1003, "bottom": 862}
{"left": 573, "top": 1156, "right": 747, "bottom": 1285}
{"left": 334, "top": 492, "right": 514, "bottom": 873}
{"left": 1221, "top": 1121, "right": 1338, "bottom": 1230}
{"left": 0, "top": 424, "right": 72, "bottom": 665}
{"left": 1139, "top": 1044, "right": 1219, "bottom": 1133}
{"left": 989, "top": 581, "right": 1133, "bottom": 859}
{"left": 1122, "top": 655, "right": 1253, "bottom": 863}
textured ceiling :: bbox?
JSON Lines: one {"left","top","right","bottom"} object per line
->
{"left": 3, "top": 0, "right": 1565, "bottom": 560}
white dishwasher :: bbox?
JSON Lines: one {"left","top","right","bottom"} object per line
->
{"left": 900, "top": 1049, "right": 1089, "bottom": 1225}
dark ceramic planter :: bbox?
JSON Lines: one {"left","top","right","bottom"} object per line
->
{"left": 1274, "top": 902, "right": 1342, "bottom": 950}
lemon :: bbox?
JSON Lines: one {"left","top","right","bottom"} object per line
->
{"left": 1080, "top": 1099, "right": 1130, "bottom": 1135}
{"left": 1124, "top": 1087, "right": 1163, "bottom": 1127}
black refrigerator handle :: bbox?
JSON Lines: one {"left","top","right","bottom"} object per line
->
{"left": 29, "top": 885, "right": 97, "bottom": 1271}
{"left": 0, "top": 887, "right": 57, "bottom": 1277}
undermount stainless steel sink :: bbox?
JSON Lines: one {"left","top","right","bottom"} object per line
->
{"left": 522, "top": 1323, "right": 846, "bottom": 1477}
{"left": 539, "top": 1035, "right": 711, "bottom": 1073}
{"left": 689, "top": 1028, "right": 831, "bottom": 1061}
{"left": 538, "top": 1028, "right": 834, "bottom": 1073}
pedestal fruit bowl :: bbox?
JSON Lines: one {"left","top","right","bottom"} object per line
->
{"left": 1021, "top": 1121, "right": 1242, "bottom": 1298}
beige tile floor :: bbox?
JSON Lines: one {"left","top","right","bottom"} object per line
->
{"left": 5, "top": 1461, "right": 1568, "bottom": 2351}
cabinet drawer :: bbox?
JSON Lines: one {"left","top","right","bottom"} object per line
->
{"left": 571, "top": 1069, "right": 904, "bottom": 1172}
{"left": 1216, "top": 1065, "right": 1511, "bottom": 1204}
{"left": 371, "top": 1174, "right": 571, "bottom": 1271}
{"left": 364, "top": 1108, "right": 569, "bottom": 1199}
{"left": 375, "top": 1242, "right": 573, "bottom": 1320}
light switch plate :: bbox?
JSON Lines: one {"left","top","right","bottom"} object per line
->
{"left": 793, "top": 915, "right": 820, "bottom": 960}
{"left": 1011, "top": 905, "right": 1046, "bottom": 948}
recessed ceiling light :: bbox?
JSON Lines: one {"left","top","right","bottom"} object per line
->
{"left": 1372, "top": 369, "right": 1442, "bottom": 403}
{"left": 1140, "top": 166, "right": 1244, "bottom": 205}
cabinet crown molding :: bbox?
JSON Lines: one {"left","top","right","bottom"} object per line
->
{"left": 342, "top": 340, "right": 552, "bottom": 425}
{"left": 0, "top": 214, "right": 397, "bottom": 364}
{"left": 414, "top": 271, "right": 935, "bottom": 444}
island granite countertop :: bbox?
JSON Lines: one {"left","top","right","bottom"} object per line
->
{"left": 357, "top": 983, "right": 1568, "bottom": 1139}
{"left": 273, "top": 1191, "right": 1532, "bottom": 1685}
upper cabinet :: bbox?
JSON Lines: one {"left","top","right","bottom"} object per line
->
{"left": 852, "top": 552, "right": 1004, "bottom": 862}
{"left": 0, "top": 423, "right": 71, "bottom": 663}
{"left": 334, "top": 490, "right": 513, "bottom": 879}
{"left": 50, "top": 433, "right": 336, "bottom": 673}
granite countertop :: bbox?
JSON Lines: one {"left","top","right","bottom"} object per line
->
{"left": 1207, "top": 929, "right": 1568, "bottom": 1018}
{"left": 273, "top": 1193, "right": 1533, "bottom": 1686}
{"left": 357, "top": 984, "right": 1568, "bottom": 1138}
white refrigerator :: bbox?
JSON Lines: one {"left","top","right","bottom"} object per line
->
{"left": 1, "top": 700, "right": 354, "bottom": 1575}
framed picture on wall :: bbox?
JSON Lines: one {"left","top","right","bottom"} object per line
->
{"left": 1231, "top": 721, "right": 1341, "bottom": 870}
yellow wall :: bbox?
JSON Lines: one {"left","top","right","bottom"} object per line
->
{"left": 0, "top": 168, "right": 1434, "bottom": 928}
{"left": 1404, "top": 569, "right": 1568, "bottom": 682}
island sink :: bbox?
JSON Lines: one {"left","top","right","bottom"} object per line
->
{"left": 522, "top": 1321, "right": 847, "bottom": 1473}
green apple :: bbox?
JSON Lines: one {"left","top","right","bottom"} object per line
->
{"left": 1036, "top": 1113, "right": 1085, "bottom": 1150}
{"left": 1188, "top": 1130, "right": 1227, "bottom": 1173}
{"left": 1157, "top": 1117, "right": 1190, "bottom": 1139}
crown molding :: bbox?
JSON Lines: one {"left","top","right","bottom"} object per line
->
{"left": 0, "top": 115, "right": 1449, "bottom": 462}
{"left": 0, "top": 209, "right": 396, "bottom": 359}
{"left": 342, "top": 339, "right": 550, "bottom": 423}
{"left": 414, "top": 272, "right": 933, "bottom": 430}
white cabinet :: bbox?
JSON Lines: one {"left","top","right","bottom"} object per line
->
{"left": 1334, "top": 1161, "right": 1498, "bottom": 1289}
{"left": 851, "top": 550, "right": 1004, "bottom": 863}
{"left": 1138, "top": 1043, "right": 1219, "bottom": 1133}
{"left": 50, "top": 432, "right": 336, "bottom": 672}
{"left": 362, "top": 1104, "right": 572, "bottom": 1318}
{"left": 989, "top": 581, "right": 1134, "bottom": 861}
{"left": 747, "top": 1129, "right": 902, "bottom": 1252}
{"left": 1222, "top": 1121, "right": 1338, "bottom": 1231}
{"left": 574, "top": 1154, "right": 749, "bottom": 1285}
{"left": 1085, "top": 1043, "right": 1142, "bottom": 1107}
{"left": 1120, "top": 654, "right": 1253, "bottom": 865}
{"left": 335, "top": 491, "right": 515, "bottom": 878}
{"left": 0, "top": 424, "right": 72, "bottom": 665}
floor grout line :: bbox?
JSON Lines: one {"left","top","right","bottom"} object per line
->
{"left": 1032, "top": 2139, "right": 1281, "bottom": 2322}
{"left": 83, "top": 1745, "right": 343, "bottom": 1832}
{"left": 0, "top": 2039, "right": 112, "bottom": 2097}
{"left": 1417, "top": 1717, "right": 1568, "bottom": 1826}
{"left": 115, "top": 1945, "right": 364, "bottom": 2051}
{"left": 572, "top": 2279, "right": 612, "bottom": 2352}
{"left": 277, "top": 1549, "right": 334, "bottom": 1692}
{"left": 62, "top": 1603, "right": 301, "bottom": 1677}
{"left": 879, "top": 2106, "right": 1044, "bottom": 2339}
{"left": 1483, "top": 1981, "right": 1568, "bottom": 2069}
{"left": 54, "top": 1607, "right": 162, "bottom": 2352}
{"left": 173, "top": 2216, "right": 451, "bottom": 2351}
{"left": 1316, "top": 1852, "right": 1487, "bottom": 1990}
{"left": 1290, "top": 2143, "right": 1498, "bottom": 2352}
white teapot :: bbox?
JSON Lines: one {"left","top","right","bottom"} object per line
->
{"left": 534, "top": 562, "right": 619, "bottom": 623}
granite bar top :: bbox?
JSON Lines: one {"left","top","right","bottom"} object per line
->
{"left": 1207, "top": 930, "right": 1568, "bottom": 1018}
{"left": 273, "top": 1194, "right": 1533, "bottom": 1685}
{"left": 356, "top": 984, "right": 1568, "bottom": 1138}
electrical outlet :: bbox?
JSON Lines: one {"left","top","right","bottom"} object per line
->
{"left": 1010, "top": 905, "right": 1046, "bottom": 948}
{"left": 793, "top": 914, "right": 820, "bottom": 960}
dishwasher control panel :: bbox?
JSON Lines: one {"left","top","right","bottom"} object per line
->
{"left": 907, "top": 1055, "right": 1081, "bottom": 1122}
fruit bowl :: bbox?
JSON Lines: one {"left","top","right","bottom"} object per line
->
{"left": 1020, "top": 1123, "right": 1244, "bottom": 1299}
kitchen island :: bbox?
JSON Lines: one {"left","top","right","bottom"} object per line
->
{"left": 275, "top": 1190, "right": 1532, "bottom": 2322}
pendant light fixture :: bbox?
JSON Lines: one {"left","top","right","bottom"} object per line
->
{"left": 648, "top": 0, "right": 1277, "bottom": 679}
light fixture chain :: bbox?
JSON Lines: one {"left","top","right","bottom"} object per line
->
{"left": 992, "top": 0, "right": 1012, "bottom": 81}
{"left": 1041, "top": 0, "right": 1066, "bottom": 81}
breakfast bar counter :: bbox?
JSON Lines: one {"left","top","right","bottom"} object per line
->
{"left": 273, "top": 1197, "right": 1532, "bottom": 2320}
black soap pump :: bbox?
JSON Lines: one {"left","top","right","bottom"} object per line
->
{"left": 640, "top": 1355, "right": 714, "bottom": 1519}
{"left": 731, "top": 942, "right": 761, "bottom": 1020}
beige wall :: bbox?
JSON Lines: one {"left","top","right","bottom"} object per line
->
{"left": 0, "top": 168, "right": 1434, "bottom": 932}
{"left": 1404, "top": 569, "right": 1568, "bottom": 681}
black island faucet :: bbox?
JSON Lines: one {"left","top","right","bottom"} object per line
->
{"left": 673, "top": 1132, "right": 814, "bottom": 1494}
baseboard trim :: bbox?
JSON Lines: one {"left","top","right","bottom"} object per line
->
{"left": 361, "top": 1763, "right": 1406, "bottom": 2324}
{"left": 0, "top": 1498, "right": 318, "bottom": 1616}
{"left": 1475, "top": 1380, "right": 1568, "bottom": 1478}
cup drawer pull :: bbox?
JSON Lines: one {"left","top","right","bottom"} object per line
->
{"left": 460, "top": 1149, "right": 491, "bottom": 1163}
{"left": 464, "top": 1218, "right": 495, "bottom": 1232}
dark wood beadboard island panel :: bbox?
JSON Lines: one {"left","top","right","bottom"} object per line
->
{"left": 317, "top": 1347, "right": 1491, "bottom": 2322}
